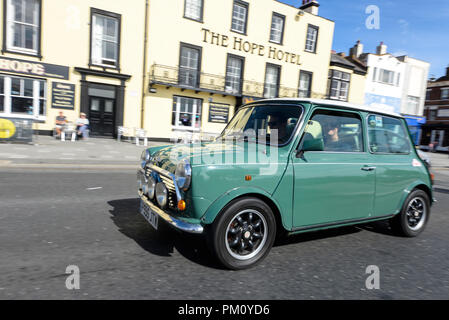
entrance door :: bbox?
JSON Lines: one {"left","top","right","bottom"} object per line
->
{"left": 89, "top": 97, "right": 115, "bottom": 137}
{"left": 292, "top": 108, "right": 375, "bottom": 228}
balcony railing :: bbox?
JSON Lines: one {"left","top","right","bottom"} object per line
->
{"left": 149, "top": 64, "right": 326, "bottom": 100}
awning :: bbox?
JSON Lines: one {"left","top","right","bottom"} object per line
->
{"left": 404, "top": 116, "right": 426, "bottom": 127}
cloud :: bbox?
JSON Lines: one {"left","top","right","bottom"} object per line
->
{"left": 398, "top": 19, "right": 410, "bottom": 35}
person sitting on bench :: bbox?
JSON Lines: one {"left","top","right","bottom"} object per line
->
{"left": 75, "top": 113, "right": 89, "bottom": 140}
{"left": 55, "top": 111, "right": 67, "bottom": 138}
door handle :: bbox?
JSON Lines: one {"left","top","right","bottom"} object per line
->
{"left": 361, "top": 166, "right": 376, "bottom": 171}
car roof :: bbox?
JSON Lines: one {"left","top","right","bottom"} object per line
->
{"left": 247, "top": 98, "right": 403, "bottom": 118}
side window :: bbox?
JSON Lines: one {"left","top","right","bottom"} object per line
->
{"left": 367, "top": 115, "right": 411, "bottom": 154}
{"left": 303, "top": 109, "right": 364, "bottom": 152}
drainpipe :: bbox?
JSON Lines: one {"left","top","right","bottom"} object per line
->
{"left": 140, "top": 0, "right": 149, "bottom": 129}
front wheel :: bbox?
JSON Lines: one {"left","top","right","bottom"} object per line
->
{"left": 207, "top": 197, "right": 276, "bottom": 270}
{"left": 390, "top": 189, "right": 430, "bottom": 237}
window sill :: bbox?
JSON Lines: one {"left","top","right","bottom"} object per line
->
{"left": 2, "top": 49, "right": 42, "bottom": 59}
{"left": 0, "top": 113, "right": 46, "bottom": 121}
{"left": 172, "top": 126, "right": 201, "bottom": 132}
{"left": 89, "top": 63, "right": 120, "bottom": 72}
{"left": 269, "top": 40, "right": 283, "bottom": 46}
{"left": 183, "top": 16, "right": 204, "bottom": 23}
{"left": 230, "top": 29, "right": 247, "bottom": 36}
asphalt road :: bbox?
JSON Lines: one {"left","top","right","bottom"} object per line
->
{"left": 0, "top": 167, "right": 448, "bottom": 300}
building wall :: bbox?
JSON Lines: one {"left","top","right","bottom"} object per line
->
{"left": 0, "top": 0, "right": 146, "bottom": 134}
{"left": 363, "top": 54, "right": 406, "bottom": 114}
{"left": 144, "top": 0, "right": 335, "bottom": 139}
{"left": 328, "top": 65, "right": 366, "bottom": 105}
{"left": 421, "top": 79, "right": 449, "bottom": 150}
{"left": 398, "top": 56, "right": 429, "bottom": 117}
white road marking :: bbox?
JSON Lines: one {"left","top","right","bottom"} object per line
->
{"left": 86, "top": 187, "right": 103, "bottom": 190}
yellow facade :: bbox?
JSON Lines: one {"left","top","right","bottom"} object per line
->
{"left": 0, "top": 0, "right": 368, "bottom": 140}
{"left": 0, "top": 0, "right": 145, "bottom": 136}
{"left": 144, "top": 0, "right": 335, "bottom": 140}
{"left": 329, "top": 65, "right": 367, "bottom": 105}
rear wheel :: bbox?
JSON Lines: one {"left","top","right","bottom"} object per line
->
{"left": 390, "top": 189, "right": 430, "bottom": 237}
{"left": 207, "top": 197, "right": 276, "bottom": 270}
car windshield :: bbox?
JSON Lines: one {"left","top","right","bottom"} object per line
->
{"left": 218, "top": 104, "right": 303, "bottom": 146}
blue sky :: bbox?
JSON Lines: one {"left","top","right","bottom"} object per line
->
{"left": 279, "top": 0, "right": 449, "bottom": 78}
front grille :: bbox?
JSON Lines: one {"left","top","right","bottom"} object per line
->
{"left": 145, "top": 166, "right": 177, "bottom": 209}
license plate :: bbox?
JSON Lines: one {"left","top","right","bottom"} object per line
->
{"left": 140, "top": 200, "right": 158, "bottom": 230}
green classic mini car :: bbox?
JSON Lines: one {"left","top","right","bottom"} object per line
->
{"left": 137, "top": 99, "right": 434, "bottom": 269}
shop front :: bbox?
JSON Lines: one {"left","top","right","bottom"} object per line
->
{"left": 404, "top": 115, "right": 426, "bottom": 146}
{"left": 0, "top": 56, "right": 71, "bottom": 125}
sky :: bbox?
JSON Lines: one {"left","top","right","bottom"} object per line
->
{"left": 279, "top": 0, "right": 449, "bottom": 78}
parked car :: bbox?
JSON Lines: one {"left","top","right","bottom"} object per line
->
{"left": 137, "top": 99, "right": 434, "bottom": 270}
{"left": 416, "top": 149, "right": 432, "bottom": 168}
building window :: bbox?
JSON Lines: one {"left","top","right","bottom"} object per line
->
{"left": 270, "top": 13, "right": 285, "bottom": 44}
{"left": 429, "top": 109, "right": 437, "bottom": 120}
{"left": 231, "top": 1, "right": 248, "bottom": 34}
{"left": 426, "top": 89, "right": 431, "bottom": 101}
{"left": 90, "top": 9, "right": 121, "bottom": 68}
{"left": 328, "top": 70, "right": 350, "bottom": 101}
{"left": 172, "top": 96, "right": 202, "bottom": 130}
{"left": 405, "top": 96, "right": 420, "bottom": 115}
{"left": 225, "top": 54, "right": 244, "bottom": 95}
{"left": 178, "top": 43, "right": 201, "bottom": 87}
{"left": 305, "top": 24, "right": 318, "bottom": 53}
{"left": 0, "top": 74, "right": 46, "bottom": 117}
{"left": 264, "top": 64, "right": 281, "bottom": 99}
{"left": 298, "top": 71, "right": 313, "bottom": 98}
{"left": 441, "top": 88, "right": 449, "bottom": 100}
{"left": 184, "top": 0, "right": 203, "bottom": 22}
{"left": 5, "top": 0, "right": 41, "bottom": 55}
{"left": 373, "top": 68, "right": 399, "bottom": 86}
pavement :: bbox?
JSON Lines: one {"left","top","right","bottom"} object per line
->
{"left": 0, "top": 135, "right": 169, "bottom": 168}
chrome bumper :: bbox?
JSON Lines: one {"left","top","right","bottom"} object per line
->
{"left": 139, "top": 191, "right": 204, "bottom": 234}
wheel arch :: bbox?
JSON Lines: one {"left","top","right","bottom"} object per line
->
{"left": 397, "top": 181, "right": 434, "bottom": 215}
{"left": 201, "top": 188, "right": 288, "bottom": 233}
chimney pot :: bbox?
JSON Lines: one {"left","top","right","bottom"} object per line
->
{"left": 376, "top": 42, "right": 387, "bottom": 55}
{"left": 299, "top": 0, "right": 320, "bottom": 15}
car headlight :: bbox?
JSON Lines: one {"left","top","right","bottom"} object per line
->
{"left": 175, "top": 159, "right": 192, "bottom": 191}
{"left": 141, "top": 149, "right": 151, "bottom": 168}
{"left": 155, "top": 182, "right": 168, "bottom": 208}
{"left": 137, "top": 171, "right": 147, "bottom": 191}
{"left": 147, "top": 176, "right": 156, "bottom": 199}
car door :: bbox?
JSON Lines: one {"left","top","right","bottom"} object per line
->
{"left": 366, "top": 114, "right": 416, "bottom": 217}
{"left": 291, "top": 108, "right": 376, "bottom": 229}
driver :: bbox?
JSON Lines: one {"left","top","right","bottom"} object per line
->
{"left": 268, "top": 113, "right": 288, "bottom": 143}
{"left": 322, "top": 118, "right": 353, "bottom": 152}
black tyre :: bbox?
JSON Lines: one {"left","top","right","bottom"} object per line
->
{"left": 390, "top": 189, "right": 430, "bottom": 237}
{"left": 207, "top": 197, "right": 276, "bottom": 270}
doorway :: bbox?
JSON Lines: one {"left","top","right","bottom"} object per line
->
{"left": 89, "top": 97, "right": 115, "bottom": 137}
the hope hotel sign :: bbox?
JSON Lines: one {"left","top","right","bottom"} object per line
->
{"left": 201, "top": 28, "right": 302, "bottom": 65}
{"left": 0, "top": 56, "right": 69, "bottom": 80}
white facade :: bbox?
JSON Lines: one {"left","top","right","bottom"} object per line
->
{"left": 397, "top": 56, "right": 430, "bottom": 116}
{"left": 363, "top": 53, "right": 406, "bottom": 115}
